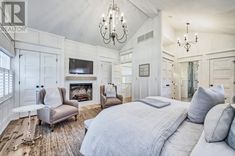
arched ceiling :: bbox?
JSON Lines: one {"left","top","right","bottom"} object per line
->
{"left": 28, "top": 0, "right": 235, "bottom": 49}
{"left": 28, "top": 0, "right": 148, "bottom": 49}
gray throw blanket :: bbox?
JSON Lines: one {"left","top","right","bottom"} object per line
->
{"left": 136, "top": 98, "right": 171, "bottom": 108}
{"left": 80, "top": 98, "right": 188, "bottom": 156}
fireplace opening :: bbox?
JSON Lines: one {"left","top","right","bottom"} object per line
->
{"left": 70, "top": 83, "right": 92, "bottom": 102}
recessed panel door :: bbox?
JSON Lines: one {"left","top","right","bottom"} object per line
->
{"left": 162, "top": 59, "right": 174, "bottom": 98}
{"left": 19, "top": 50, "right": 40, "bottom": 117}
{"left": 40, "top": 53, "right": 58, "bottom": 89}
{"left": 210, "top": 57, "right": 235, "bottom": 103}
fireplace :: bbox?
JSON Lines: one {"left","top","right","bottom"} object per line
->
{"left": 70, "top": 83, "right": 92, "bottom": 102}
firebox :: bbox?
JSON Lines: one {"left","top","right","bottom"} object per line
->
{"left": 70, "top": 83, "right": 92, "bottom": 102}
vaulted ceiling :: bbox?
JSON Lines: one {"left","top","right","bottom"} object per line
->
{"left": 28, "top": 0, "right": 235, "bottom": 49}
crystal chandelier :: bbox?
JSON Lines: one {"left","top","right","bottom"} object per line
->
{"left": 99, "top": 0, "right": 128, "bottom": 45}
{"left": 177, "top": 23, "right": 198, "bottom": 52}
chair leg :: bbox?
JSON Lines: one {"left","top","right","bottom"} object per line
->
{"left": 50, "top": 124, "right": 54, "bottom": 132}
{"left": 38, "top": 119, "right": 42, "bottom": 125}
{"left": 75, "top": 115, "right": 78, "bottom": 121}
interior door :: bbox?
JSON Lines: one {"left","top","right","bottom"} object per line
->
{"left": 161, "top": 59, "right": 174, "bottom": 98}
{"left": 210, "top": 57, "right": 235, "bottom": 103}
{"left": 19, "top": 50, "right": 40, "bottom": 116}
{"left": 40, "top": 53, "right": 58, "bottom": 88}
{"left": 100, "top": 61, "right": 112, "bottom": 85}
{"left": 112, "top": 63, "right": 122, "bottom": 94}
{"left": 180, "top": 62, "right": 189, "bottom": 99}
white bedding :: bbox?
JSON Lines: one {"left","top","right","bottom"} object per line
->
{"left": 161, "top": 120, "right": 203, "bottom": 156}
{"left": 191, "top": 131, "right": 235, "bottom": 156}
{"left": 80, "top": 97, "right": 189, "bottom": 156}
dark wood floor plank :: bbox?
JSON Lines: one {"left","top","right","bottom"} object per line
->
{"left": 0, "top": 105, "right": 101, "bottom": 156}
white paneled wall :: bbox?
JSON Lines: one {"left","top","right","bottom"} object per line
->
{"left": 121, "top": 13, "right": 162, "bottom": 100}
{"left": 0, "top": 98, "right": 14, "bottom": 134}
{"left": 164, "top": 32, "right": 235, "bottom": 100}
{"left": 64, "top": 40, "right": 120, "bottom": 106}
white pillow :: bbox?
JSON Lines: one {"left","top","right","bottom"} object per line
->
{"left": 105, "top": 85, "right": 116, "bottom": 98}
{"left": 188, "top": 85, "right": 225, "bottom": 123}
{"left": 204, "top": 104, "right": 235, "bottom": 142}
{"left": 44, "top": 88, "right": 63, "bottom": 108}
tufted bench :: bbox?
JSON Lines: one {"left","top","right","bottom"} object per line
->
{"left": 84, "top": 118, "right": 94, "bottom": 134}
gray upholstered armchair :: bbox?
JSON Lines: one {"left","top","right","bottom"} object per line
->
{"left": 37, "top": 88, "right": 79, "bottom": 131}
{"left": 100, "top": 85, "right": 123, "bottom": 109}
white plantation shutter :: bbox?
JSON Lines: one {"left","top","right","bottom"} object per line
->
{"left": 0, "top": 50, "right": 13, "bottom": 102}
{"left": 4, "top": 70, "right": 9, "bottom": 95}
{"left": 0, "top": 68, "right": 4, "bottom": 99}
{"left": 9, "top": 71, "right": 13, "bottom": 94}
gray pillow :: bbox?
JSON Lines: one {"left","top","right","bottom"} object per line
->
{"left": 226, "top": 111, "right": 235, "bottom": 150}
{"left": 188, "top": 85, "right": 225, "bottom": 123}
{"left": 204, "top": 104, "right": 235, "bottom": 142}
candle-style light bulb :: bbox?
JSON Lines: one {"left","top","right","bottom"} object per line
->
{"left": 184, "top": 34, "right": 187, "bottom": 41}
{"left": 195, "top": 33, "right": 198, "bottom": 42}
{"left": 102, "top": 14, "right": 105, "bottom": 22}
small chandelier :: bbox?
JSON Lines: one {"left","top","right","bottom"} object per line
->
{"left": 177, "top": 23, "right": 198, "bottom": 52}
{"left": 99, "top": 0, "right": 128, "bottom": 45}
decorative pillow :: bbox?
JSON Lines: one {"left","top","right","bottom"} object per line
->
{"left": 44, "top": 88, "right": 63, "bottom": 108}
{"left": 226, "top": 109, "right": 235, "bottom": 150}
{"left": 105, "top": 85, "right": 116, "bottom": 98}
{"left": 204, "top": 104, "right": 234, "bottom": 142}
{"left": 188, "top": 85, "right": 225, "bottom": 123}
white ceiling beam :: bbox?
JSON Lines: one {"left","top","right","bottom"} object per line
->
{"left": 127, "top": 0, "right": 159, "bottom": 18}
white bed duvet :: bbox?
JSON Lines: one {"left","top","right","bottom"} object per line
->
{"left": 80, "top": 97, "right": 189, "bottom": 156}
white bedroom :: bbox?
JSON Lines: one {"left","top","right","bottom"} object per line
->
{"left": 0, "top": 0, "right": 234, "bottom": 156}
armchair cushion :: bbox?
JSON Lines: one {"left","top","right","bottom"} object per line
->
{"left": 106, "top": 98, "right": 122, "bottom": 106}
{"left": 64, "top": 100, "right": 79, "bottom": 108}
{"left": 44, "top": 88, "right": 63, "bottom": 108}
{"left": 105, "top": 85, "right": 116, "bottom": 98}
{"left": 53, "top": 105, "right": 78, "bottom": 122}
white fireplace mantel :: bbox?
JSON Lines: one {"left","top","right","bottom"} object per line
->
{"left": 65, "top": 75, "right": 97, "bottom": 81}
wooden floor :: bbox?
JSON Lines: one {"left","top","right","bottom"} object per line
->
{"left": 0, "top": 105, "right": 101, "bottom": 156}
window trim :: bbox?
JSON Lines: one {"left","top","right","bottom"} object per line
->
{"left": 0, "top": 50, "right": 13, "bottom": 104}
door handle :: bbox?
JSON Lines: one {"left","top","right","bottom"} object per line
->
{"left": 166, "top": 84, "right": 170, "bottom": 87}
{"left": 210, "top": 84, "right": 213, "bottom": 87}
{"left": 36, "top": 85, "right": 39, "bottom": 88}
{"left": 41, "top": 85, "right": 44, "bottom": 88}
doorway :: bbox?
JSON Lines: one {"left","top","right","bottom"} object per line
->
{"left": 121, "top": 63, "right": 132, "bottom": 103}
{"left": 180, "top": 61, "right": 199, "bottom": 101}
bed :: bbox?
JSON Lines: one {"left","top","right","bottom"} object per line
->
{"left": 80, "top": 96, "right": 234, "bottom": 156}
{"left": 161, "top": 120, "right": 203, "bottom": 156}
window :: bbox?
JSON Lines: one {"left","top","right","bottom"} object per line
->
{"left": 120, "top": 53, "right": 132, "bottom": 63}
{"left": 0, "top": 51, "right": 13, "bottom": 102}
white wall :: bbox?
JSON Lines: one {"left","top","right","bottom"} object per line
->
{"left": 0, "top": 98, "right": 14, "bottom": 134}
{"left": 122, "top": 13, "right": 162, "bottom": 100}
{"left": 166, "top": 32, "right": 235, "bottom": 57}
{"left": 165, "top": 32, "right": 235, "bottom": 99}
{"left": 64, "top": 39, "right": 120, "bottom": 106}
{"left": 162, "top": 15, "right": 176, "bottom": 47}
